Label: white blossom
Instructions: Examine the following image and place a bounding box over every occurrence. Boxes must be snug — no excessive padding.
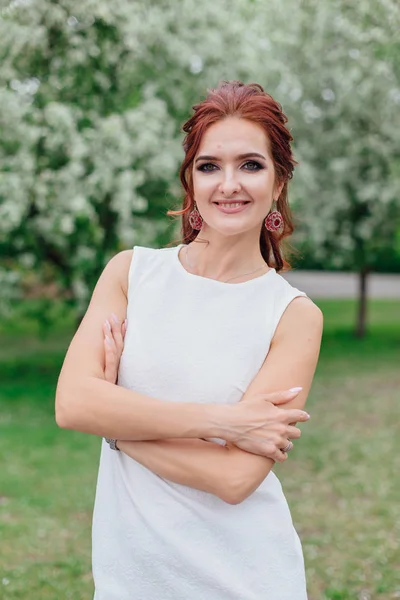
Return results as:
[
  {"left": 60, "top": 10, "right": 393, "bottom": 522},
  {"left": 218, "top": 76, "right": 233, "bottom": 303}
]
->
[{"left": 0, "top": 0, "right": 399, "bottom": 315}]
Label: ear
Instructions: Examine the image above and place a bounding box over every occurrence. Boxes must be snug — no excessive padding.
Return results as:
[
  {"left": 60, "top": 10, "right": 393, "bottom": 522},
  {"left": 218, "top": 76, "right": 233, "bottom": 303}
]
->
[{"left": 274, "top": 180, "right": 285, "bottom": 202}]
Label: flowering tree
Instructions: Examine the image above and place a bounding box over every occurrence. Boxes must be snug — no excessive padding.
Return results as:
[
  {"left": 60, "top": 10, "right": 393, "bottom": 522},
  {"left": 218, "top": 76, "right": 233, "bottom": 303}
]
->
[
  {"left": 0, "top": 0, "right": 286, "bottom": 319},
  {"left": 0, "top": 0, "right": 178, "bottom": 318},
  {"left": 281, "top": 0, "right": 400, "bottom": 336},
  {"left": 0, "top": 0, "right": 399, "bottom": 336}
]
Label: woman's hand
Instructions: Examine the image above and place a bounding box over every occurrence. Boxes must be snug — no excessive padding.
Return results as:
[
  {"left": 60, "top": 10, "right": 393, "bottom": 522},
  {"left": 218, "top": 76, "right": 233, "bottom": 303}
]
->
[
  {"left": 223, "top": 389, "right": 309, "bottom": 461},
  {"left": 101, "top": 315, "right": 308, "bottom": 463},
  {"left": 102, "top": 313, "right": 127, "bottom": 384}
]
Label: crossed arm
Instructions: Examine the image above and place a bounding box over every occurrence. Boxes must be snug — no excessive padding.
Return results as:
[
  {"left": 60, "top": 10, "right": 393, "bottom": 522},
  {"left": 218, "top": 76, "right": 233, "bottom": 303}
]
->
[
  {"left": 57, "top": 251, "right": 322, "bottom": 505},
  {"left": 107, "top": 296, "right": 323, "bottom": 505}
]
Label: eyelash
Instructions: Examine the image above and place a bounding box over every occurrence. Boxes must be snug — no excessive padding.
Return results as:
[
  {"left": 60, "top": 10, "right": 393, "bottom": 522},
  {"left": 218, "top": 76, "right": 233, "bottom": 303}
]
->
[{"left": 197, "top": 161, "right": 264, "bottom": 173}]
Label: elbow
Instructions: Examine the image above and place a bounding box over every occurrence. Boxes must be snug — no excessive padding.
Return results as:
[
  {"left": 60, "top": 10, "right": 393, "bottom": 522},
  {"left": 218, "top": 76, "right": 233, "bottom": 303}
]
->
[
  {"left": 55, "top": 404, "right": 71, "bottom": 430},
  {"left": 220, "top": 488, "right": 249, "bottom": 506},
  {"left": 222, "top": 494, "right": 247, "bottom": 506},
  {"left": 55, "top": 381, "right": 79, "bottom": 430},
  {"left": 55, "top": 374, "right": 104, "bottom": 432},
  {"left": 218, "top": 477, "right": 251, "bottom": 506},
  {"left": 55, "top": 390, "right": 71, "bottom": 429}
]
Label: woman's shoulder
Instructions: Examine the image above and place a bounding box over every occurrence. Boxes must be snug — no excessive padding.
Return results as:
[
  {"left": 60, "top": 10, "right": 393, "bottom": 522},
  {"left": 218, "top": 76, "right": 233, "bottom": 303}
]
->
[
  {"left": 106, "top": 245, "right": 177, "bottom": 296},
  {"left": 104, "top": 249, "right": 134, "bottom": 298},
  {"left": 271, "top": 270, "right": 323, "bottom": 323},
  {"left": 272, "top": 269, "right": 306, "bottom": 296}
]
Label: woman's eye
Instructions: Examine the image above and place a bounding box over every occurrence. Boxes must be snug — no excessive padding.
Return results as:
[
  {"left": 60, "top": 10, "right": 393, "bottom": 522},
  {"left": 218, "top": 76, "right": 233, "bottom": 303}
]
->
[
  {"left": 197, "top": 163, "right": 217, "bottom": 173},
  {"left": 243, "top": 161, "right": 263, "bottom": 171},
  {"left": 197, "top": 161, "right": 263, "bottom": 173}
]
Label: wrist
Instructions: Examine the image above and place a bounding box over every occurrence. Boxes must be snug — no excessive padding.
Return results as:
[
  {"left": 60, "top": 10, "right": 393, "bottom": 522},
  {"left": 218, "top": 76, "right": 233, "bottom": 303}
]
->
[{"left": 204, "top": 404, "right": 238, "bottom": 443}]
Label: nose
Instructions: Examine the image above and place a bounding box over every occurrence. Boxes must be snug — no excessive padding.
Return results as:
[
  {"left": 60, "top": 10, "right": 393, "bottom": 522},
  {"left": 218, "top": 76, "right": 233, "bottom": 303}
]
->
[{"left": 218, "top": 169, "right": 242, "bottom": 197}]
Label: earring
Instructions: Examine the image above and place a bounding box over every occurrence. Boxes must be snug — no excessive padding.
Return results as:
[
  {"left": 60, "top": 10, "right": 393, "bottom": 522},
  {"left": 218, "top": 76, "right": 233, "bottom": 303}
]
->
[
  {"left": 264, "top": 201, "right": 283, "bottom": 232},
  {"left": 188, "top": 203, "right": 203, "bottom": 230}
]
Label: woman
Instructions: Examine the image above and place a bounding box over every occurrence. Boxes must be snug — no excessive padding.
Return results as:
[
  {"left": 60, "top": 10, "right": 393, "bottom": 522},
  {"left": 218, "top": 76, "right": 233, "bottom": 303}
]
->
[{"left": 56, "top": 80, "right": 323, "bottom": 599}]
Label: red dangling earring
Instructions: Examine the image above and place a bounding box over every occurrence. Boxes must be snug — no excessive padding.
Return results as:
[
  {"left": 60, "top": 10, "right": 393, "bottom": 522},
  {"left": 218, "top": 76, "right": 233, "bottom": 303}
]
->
[
  {"left": 188, "top": 203, "right": 203, "bottom": 230},
  {"left": 264, "top": 201, "right": 283, "bottom": 232}
]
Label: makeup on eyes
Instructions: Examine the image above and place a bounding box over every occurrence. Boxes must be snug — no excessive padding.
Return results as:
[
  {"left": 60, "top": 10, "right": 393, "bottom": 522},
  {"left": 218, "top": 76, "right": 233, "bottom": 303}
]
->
[
  {"left": 195, "top": 151, "right": 266, "bottom": 162},
  {"left": 197, "top": 160, "right": 265, "bottom": 173}
]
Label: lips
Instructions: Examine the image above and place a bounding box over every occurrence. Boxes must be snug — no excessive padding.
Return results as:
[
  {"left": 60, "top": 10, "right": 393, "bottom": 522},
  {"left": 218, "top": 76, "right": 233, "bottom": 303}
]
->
[
  {"left": 213, "top": 201, "right": 250, "bottom": 205},
  {"left": 213, "top": 201, "right": 251, "bottom": 214}
]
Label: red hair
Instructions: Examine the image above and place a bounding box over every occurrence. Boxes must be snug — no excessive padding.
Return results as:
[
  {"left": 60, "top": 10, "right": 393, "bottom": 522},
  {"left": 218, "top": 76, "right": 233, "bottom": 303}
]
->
[{"left": 167, "top": 80, "right": 298, "bottom": 271}]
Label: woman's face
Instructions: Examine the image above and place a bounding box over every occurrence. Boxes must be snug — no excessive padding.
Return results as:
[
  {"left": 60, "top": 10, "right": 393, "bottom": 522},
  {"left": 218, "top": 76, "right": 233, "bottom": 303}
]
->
[{"left": 192, "top": 116, "right": 282, "bottom": 237}]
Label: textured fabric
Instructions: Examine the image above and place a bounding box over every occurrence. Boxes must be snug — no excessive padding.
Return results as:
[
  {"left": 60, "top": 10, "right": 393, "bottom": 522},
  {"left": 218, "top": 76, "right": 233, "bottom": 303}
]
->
[{"left": 92, "top": 244, "right": 309, "bottom": 599}]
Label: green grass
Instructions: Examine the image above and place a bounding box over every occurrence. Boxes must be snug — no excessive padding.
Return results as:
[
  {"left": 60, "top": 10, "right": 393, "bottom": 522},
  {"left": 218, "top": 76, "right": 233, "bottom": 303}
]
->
[{"left": 0, "top": 300, "right": 399, "bottom": 599}]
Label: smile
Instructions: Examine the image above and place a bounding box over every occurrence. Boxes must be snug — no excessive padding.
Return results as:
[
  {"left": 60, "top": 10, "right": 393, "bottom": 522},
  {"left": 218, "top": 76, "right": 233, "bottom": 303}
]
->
[{"left": 213, "top": 201, "right": 251, "bottom": 214}]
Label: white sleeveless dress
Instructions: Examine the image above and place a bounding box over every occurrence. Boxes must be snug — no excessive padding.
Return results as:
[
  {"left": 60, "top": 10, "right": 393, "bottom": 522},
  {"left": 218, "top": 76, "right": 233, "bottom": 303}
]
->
[{"left": 92, "top": 244, "right": 309, "bottom": 599}]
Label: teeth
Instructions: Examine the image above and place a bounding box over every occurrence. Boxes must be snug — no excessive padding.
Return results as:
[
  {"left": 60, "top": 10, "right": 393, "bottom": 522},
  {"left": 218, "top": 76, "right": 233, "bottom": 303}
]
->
[{"left": 218, "top": 202, "right": 246, "bottom": 208}]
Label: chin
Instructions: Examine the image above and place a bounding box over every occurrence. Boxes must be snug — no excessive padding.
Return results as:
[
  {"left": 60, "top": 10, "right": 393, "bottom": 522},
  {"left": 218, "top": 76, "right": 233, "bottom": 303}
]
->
[{"left": 206, "top": 222, "right": 256, "bottom": 237}]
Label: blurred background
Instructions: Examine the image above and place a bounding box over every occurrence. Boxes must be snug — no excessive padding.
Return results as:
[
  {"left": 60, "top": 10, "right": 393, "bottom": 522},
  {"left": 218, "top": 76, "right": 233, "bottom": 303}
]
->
[{"left": 0, "top": 0, "right": 399, "bottom": 598}]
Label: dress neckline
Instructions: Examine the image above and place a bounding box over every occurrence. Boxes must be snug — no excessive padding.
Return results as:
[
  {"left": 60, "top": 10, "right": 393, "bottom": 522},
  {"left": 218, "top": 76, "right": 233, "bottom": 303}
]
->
[{"left": 174, "top": 244, "right": 275, "bottom": 287}]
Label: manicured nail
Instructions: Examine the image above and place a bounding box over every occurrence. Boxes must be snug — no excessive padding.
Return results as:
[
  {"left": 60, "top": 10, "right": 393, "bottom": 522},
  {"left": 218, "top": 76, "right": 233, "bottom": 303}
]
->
[
  {"left": 105, "top": 319, "right": 111, "bottom": 331},
  {"left": 111, "top": 313, "right": 119, "bottom": 324},
  {"left": 289, "top": 387, "right": 303, "bottom": 393},
  {"left": 105, "top": 335, "right": 112, "bottom": 346}
]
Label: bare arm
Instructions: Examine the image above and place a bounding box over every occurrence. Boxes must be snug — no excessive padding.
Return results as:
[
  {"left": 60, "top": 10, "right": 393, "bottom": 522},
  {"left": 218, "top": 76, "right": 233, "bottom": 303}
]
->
[
  {"left": 55, "top": 250, "right": 225, "bottom": 441},
  {"left": 56, "top": 250, "right": 310, "bottom": 457},
  {"left": 117, "top": 437, "right": 231, "bottom": 499},
  {"left": 114, "top": 297, "right": 323, "bottom": 504}
]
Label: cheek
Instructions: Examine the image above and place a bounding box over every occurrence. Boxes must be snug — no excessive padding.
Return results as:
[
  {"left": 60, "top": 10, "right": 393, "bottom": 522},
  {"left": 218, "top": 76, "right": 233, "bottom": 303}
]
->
[
  {"left": 193, "top": 175, "right": 214, "bottom": 198},
  {"left": 244, "top": 175, "right": 269, "bottom": 197},
  {"left": 255, "top": 173, "right": 275, "bottom": 195}
]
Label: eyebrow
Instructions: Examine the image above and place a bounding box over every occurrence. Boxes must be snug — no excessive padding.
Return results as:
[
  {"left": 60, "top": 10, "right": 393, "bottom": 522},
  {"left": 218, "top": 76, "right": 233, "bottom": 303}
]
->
[{"left": 195, "top": 152, "right": 266, "bottom": 163}]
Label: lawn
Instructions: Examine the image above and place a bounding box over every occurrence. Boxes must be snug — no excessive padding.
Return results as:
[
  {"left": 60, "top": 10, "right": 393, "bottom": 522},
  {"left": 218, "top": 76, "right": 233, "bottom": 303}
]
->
[{"left": 0, "top": 300, "right": 399, "bottom": 599}]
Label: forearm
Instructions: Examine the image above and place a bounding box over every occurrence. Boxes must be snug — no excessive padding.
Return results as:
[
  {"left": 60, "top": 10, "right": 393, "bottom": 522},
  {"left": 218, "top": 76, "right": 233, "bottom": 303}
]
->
[
  {"left": 56, "top": 376, "right": 230, "bottom": 441},
  {"left": 118, "top": 437, "right": 275, "bottom": 504},
  {"left": 117, "top": 438, "right": 234, "bottom": 500}
]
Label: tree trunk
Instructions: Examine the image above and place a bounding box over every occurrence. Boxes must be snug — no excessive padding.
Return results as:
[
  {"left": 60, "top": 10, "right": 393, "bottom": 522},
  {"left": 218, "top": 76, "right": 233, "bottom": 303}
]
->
[{"left": 355, "top": 267, "right": 369, "bottom": 338}]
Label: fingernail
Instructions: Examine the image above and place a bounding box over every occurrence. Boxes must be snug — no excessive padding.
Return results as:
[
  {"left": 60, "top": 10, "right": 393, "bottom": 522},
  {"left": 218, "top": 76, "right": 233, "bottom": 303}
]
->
[
  {"left": 105, "top": 319, "right": 111, "bottom": 331},
  {"left": 105, "top": 335, "right": 112, "bottom": 346},
  {"left": 124, "top": 318, "right": 128, "bottom": 328},
  {"left": 289, "top": 387, "right": 303, "bottom": 393},
  {"left": 111, "top": 313, "right": 119, "bottom": 324}
]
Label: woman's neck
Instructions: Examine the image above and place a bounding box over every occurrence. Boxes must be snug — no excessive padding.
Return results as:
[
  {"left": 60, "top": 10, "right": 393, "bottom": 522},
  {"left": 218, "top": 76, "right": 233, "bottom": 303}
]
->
[{"left": 185, "top": 236, "right": 269, "bottom": 282}]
